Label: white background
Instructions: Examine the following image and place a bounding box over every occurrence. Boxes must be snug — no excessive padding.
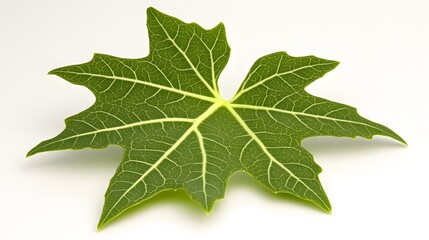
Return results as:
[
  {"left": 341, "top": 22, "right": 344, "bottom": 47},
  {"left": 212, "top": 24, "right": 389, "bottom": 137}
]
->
[{"left": 1, "top": 0, "right": 428, "bottom": 239}]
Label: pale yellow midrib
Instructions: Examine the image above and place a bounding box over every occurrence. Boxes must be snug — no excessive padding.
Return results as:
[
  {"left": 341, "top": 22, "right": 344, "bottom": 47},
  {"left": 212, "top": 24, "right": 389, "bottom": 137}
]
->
[
  {"left": 34, "top": 118, "right": 194, "bottom": 152},
  {"left": 151, "top": 12, "right": 218, "bottom": 97},
  {"left": 231, "top": 62, "right": 335, "bottom": 101},
  {"left": 101, "top": 102, "right": 223, "bottom": 224},
  {"left": 195, "top": 128, "right": 209, "bottom": 209},
  {"left": 225, "top": 104, "right": 329, "bottom": 209},
  {"left": 230, "top": 103, "right": 387, "bottom": 133},
  {"left": 52, "top": 70, "right": 216, "bottom": 103}
]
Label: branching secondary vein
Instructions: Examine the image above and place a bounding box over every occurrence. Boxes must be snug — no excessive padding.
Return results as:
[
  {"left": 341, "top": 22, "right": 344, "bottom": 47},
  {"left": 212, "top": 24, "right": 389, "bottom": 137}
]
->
[
  {"left": 51, "top": 70, "right": 217, "bottom": 103},
  {"left": 100, "top": 102, "right": 222, "bottom": 225},
  {"left": 225, "top": 104, "right": 330, "bottom": 209}
]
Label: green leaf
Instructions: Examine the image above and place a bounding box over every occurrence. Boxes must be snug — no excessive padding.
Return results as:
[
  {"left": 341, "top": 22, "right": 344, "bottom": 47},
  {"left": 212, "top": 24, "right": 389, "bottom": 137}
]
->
[{"left": 28, "top": 7, "right": 405, "bottom": 229}]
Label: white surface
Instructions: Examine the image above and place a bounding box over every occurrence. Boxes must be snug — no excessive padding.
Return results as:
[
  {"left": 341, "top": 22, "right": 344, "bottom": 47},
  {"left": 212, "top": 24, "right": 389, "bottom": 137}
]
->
[{"left": 1, "top": 0, "right": 428, "bottom": 239}]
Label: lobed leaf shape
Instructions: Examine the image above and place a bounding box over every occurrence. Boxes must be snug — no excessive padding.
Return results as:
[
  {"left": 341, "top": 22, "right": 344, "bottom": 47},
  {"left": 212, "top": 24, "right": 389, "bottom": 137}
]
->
[{"left": 28, "top": 7, "right": 405, "bottom": 229}]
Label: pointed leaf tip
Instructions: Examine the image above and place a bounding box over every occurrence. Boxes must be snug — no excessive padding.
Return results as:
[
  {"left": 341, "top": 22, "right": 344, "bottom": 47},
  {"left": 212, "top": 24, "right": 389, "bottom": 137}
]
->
[
  {"left": 146, "top": 6, "right": 161, "bottom": 17},
  {"left": 392, "top": 132, "right": 407, "bottom": 145},
  {"left": 26, "top": 150, "right": 34, "bottom": 158},
  {"left": 47, "top": 69, "right": 57, "bottom": 75},
  {"left": 27, "top": 144, "right": 42, "bottom": 157}
]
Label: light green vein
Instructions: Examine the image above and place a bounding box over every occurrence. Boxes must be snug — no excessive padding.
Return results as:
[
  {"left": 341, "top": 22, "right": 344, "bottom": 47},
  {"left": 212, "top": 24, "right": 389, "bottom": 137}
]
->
[
  {"left": 51, "top": 70, "right": 217, "bottom": 103},
  {"left": 151, "top": 11, "right": 218, "bottom": 97},
  {"left": 232, "top": 62, "right": 336, "bottom": 101},
  {"left": 194, "top": 128, "right": 209, "bottom": 209},
  {"left": 230, "top": 103, "right": 390, "bottom": 134},
  {"left": 226, "top": 104, "right": 330, "bottom": 210},
  {"left": 99, "top": 102, "right": 223, "bottom": 226},
  {"left": 195, "top": 27, "right": 222, "bottom": 93},
  {"left": 28, "top": 118, "right": 194, "bottom": 155}
]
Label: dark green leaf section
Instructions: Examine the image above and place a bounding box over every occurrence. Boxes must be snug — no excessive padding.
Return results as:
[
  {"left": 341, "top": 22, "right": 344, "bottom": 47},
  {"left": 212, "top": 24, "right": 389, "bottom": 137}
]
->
[
  {"left": 28, "top": 7, "right": 405, "bottom": 230},
  {"left": 27, "top": 53, "right": 214, "bottom": 156},
  {"left": 231, "top": 52, "right": 405, "bottom": 144},
  {"left": 147, "top": 7, "right": 230, "bottom": 94},
  {"left": 99, "top": 107, "right": 249, "bottom": 226}
]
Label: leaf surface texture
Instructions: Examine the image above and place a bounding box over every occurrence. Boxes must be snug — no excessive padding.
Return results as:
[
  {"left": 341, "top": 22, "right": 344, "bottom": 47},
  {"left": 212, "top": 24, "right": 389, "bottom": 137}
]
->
[{"left": 28, "top": 7, "right": 405, "bottom": 229}]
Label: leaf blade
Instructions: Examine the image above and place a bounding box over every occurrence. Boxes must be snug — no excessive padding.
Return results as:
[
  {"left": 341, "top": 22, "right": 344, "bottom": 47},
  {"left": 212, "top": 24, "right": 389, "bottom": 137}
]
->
[
  {"left": 226, "top": 105, "right": 331, "bottom": 211},
  {"left": 27, "top": 8, "right": 405, "bottom": 230}
]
